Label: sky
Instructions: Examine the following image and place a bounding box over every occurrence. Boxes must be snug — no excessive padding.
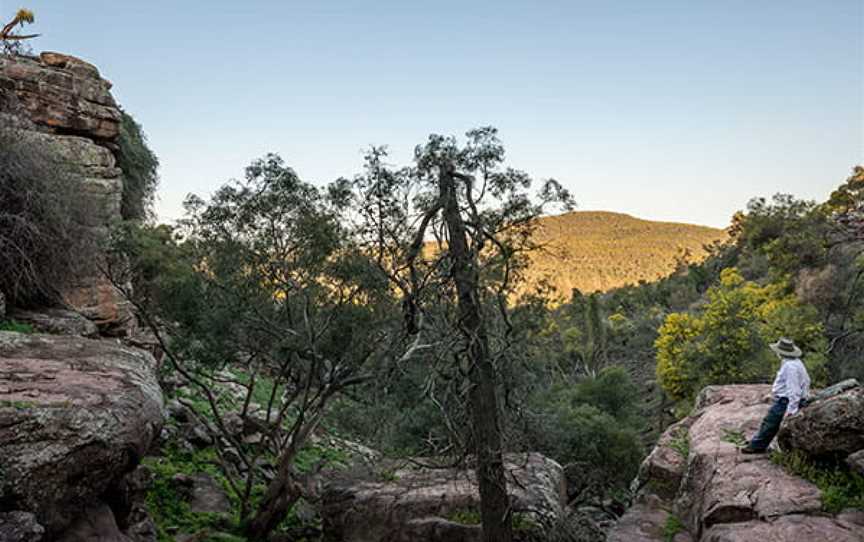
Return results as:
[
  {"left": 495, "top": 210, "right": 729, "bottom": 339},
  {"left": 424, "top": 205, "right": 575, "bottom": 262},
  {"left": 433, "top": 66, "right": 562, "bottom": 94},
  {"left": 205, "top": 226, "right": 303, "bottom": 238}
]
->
[{"left": 7, "top": 0, "right": 863, "bottom": 228}]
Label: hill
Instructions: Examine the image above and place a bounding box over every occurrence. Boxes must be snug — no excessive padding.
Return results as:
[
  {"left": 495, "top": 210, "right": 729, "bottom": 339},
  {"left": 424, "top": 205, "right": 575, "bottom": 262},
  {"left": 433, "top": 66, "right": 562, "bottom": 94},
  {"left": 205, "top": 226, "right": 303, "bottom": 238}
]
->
[{"left": 520, "top": 211, "right": 727, "bottom": 299}]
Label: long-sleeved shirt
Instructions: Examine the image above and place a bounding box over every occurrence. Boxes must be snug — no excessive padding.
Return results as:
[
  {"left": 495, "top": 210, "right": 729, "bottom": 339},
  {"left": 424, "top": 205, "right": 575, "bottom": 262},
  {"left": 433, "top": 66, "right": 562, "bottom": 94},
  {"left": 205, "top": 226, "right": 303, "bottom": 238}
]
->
[{"left": 771, "top": 357, "right": 811, "bottom": 415}]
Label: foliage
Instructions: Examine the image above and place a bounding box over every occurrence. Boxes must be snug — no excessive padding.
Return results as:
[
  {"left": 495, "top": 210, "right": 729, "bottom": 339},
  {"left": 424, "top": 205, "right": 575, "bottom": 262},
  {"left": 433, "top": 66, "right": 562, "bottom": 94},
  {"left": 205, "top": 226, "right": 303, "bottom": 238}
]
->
[
  {"left": 656, "top": 268, "right": 827, "bottom": 401},
  {"left": 117, "top": 110, "right": 160, "bottom": 220},
  {"left": 770, "top": 449, "right": 864, "bottom": 513},
  {"left": 668, "top": 427, "right": 689, "bottom": 459},
  {"left": 346, "top": 127, "right": 574, "bottom": 542},
  {"left": 1, "top": 8, "right": 39, "bottom": 55},
  {"left": 719, "top": 429, "right": 747, "bottom": 447},
  {"left": 0, "top": 121, "right": 96, "bottom": 306},
  {"left": 0, "top": 320, "right": 34, "bottom": 333},
  {"left": 523, "top": 367, "right": 644, "bottom": 503},
  {"left": 663, "top": 514, "right": 685, "bottom": 542},
  {"left": 143, "top": 446, "right": 239, "bottom": 542},
  {"left": 108, "top": 153, "right": 399, "bottom": 540}
]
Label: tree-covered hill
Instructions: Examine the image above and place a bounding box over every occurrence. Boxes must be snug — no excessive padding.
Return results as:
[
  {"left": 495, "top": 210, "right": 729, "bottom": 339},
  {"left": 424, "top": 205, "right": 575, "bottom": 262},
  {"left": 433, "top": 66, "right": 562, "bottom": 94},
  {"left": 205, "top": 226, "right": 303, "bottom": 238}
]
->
[{"left": 521, "top": 211, "right": 726, "bottom": 298}]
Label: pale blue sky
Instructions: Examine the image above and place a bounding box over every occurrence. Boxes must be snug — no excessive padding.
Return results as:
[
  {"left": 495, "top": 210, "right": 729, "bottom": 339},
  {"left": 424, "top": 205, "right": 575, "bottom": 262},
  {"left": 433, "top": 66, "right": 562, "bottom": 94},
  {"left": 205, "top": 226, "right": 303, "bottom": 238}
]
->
[{"left": 9, "top": 0, "right": 863, "bottom": 227}]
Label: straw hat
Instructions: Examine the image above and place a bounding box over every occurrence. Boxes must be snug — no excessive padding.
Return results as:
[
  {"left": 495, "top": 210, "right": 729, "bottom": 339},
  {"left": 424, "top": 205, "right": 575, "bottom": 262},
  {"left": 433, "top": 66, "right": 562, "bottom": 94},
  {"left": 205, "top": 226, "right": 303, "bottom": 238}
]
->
[{"left": 770, "top": 337, "right": 802, "bottom": 358}]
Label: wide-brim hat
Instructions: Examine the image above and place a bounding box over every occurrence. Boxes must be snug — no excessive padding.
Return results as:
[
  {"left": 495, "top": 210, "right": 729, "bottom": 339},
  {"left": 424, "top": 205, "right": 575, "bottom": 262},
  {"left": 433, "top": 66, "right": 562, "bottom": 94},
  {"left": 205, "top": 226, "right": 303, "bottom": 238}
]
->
[{"left": 770, "top": 337, "right": 802, "bottom": 358}]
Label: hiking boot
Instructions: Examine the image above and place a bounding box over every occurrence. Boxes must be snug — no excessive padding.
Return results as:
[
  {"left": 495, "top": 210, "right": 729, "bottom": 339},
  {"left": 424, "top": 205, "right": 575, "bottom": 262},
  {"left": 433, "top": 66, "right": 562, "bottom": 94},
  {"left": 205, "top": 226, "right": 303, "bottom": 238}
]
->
[{"left": 740, "top": 445, "right": 766, "bottom": 454}]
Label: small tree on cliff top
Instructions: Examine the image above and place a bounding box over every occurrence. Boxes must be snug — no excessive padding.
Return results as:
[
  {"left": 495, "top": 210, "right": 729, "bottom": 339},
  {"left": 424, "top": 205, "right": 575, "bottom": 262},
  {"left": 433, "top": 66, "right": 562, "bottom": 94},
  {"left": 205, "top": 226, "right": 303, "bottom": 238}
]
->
[{"left": 1, "top": 9, "right": 39, "bottom": 55}]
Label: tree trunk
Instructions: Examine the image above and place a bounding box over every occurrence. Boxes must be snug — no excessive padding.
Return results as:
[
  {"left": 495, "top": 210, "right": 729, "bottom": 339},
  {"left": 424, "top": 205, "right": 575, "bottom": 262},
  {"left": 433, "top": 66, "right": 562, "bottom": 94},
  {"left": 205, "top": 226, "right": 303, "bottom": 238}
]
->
[
  {"left": 244, "top": 414, "right": 321, "bottom": 541},
  {"left": 440, "top": 167, "right": 513, "bottom": 542}
]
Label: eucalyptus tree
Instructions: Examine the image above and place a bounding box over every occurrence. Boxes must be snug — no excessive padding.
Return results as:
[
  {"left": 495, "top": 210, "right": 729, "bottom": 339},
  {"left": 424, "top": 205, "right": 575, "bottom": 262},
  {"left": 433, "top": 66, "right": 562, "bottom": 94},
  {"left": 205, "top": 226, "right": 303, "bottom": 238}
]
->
[
  {"left": 351, "top": 127, "right": 573, "bottom": 542},
  {"left": 107, "top": 154, "right": 400, "bottom": 540}
]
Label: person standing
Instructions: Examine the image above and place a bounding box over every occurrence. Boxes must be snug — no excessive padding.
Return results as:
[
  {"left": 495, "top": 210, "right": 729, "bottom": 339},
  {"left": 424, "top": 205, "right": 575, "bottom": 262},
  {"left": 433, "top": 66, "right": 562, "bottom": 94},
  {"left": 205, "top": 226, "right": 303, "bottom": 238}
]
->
[{"left": 741, "top": 338, "right": 811, "bottom": 454}]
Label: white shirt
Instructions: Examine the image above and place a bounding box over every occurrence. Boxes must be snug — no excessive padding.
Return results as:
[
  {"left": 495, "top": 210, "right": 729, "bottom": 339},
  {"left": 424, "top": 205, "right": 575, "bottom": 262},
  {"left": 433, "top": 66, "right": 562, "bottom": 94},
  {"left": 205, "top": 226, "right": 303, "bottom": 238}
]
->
[{"left": 771, "top": 357, "right": 811, "bottom": 415}]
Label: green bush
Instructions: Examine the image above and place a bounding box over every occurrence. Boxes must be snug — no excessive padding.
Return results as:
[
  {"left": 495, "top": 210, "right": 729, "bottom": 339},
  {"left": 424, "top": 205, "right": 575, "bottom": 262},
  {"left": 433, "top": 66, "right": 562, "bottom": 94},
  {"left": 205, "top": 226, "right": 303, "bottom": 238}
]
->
[
  {"left": 0, "top": 320, "right": 34, "bottom": 333},
  {"left": 117, "top": 110, "right": 159, "bottom": 220},
  {"left": 524, "top": 367, "right": 645, "bottom": 501},
  {"left": 771, "top": 449, "right": 864, "bottom": 513},
  {"left": 663, "top": 514, "right": 685, "bottom": 541},
  {"left": 0, "top": 122, "right": 95, "bottom": 306}
]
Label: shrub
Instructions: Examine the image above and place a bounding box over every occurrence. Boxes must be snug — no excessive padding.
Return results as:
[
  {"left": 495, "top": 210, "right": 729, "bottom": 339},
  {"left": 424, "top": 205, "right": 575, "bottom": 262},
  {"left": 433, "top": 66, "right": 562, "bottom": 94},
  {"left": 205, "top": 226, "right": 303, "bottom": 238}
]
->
[
  {"left": 117, "top": 110, "right": 159, "bottom": 220},
  {"left": 771, "top": 449, "right": 864, "bottom": 513},
  {"left": 0, "top": 320, "right": 34, "bottom": 333},
  {"left": 656, "top": 268, "right": 828, "bottom": 401},
  {"left": 0, "top": 120, "right": 95, "bottom": 306},
  {"left": 524, "top": 368, "right": 645, "bottom": 502}
]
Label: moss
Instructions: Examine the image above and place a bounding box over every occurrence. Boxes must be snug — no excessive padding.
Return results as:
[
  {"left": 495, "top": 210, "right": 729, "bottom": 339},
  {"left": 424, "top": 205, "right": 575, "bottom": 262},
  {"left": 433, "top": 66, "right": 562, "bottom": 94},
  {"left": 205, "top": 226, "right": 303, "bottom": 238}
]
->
[
  {"left": 444, "top": 509, "right": 538, "bottom": 533},
  {"left": 0, "top": 400, "right": 36, "bottom": 409},
  {"left": 771, "top": 449, "right": 864, "bottom": 513},
  {"left": 445, "top": 508, "right": 482, "bottom": 525},
  {"left": 0, "top": 320, "right": 34, "bottom": 333},
  {"left": 663, "top": 514, "right": 685, "bottom": 541},
  {"left": 720, "top": 428, "right": 747, "bottom": 447},
  {"left": 142, "top": 446, "right": 240, "bottom": 542},
  {"left": 668, "top": 427, "right": 690, "bottom": 459}
]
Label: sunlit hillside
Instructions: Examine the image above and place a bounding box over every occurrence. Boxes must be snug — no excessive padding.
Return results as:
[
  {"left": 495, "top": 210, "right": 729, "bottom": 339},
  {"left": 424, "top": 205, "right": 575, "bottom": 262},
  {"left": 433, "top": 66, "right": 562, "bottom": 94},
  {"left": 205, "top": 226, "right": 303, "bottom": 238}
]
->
[{"left": 521, "top": 211, "right": 727, "bottom": 299}]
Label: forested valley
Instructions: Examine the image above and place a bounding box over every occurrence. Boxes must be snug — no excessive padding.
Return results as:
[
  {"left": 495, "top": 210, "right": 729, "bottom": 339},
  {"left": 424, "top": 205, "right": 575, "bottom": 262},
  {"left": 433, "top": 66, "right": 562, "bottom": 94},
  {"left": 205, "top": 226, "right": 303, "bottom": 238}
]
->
[{"left": 1, "top": 11, "right": 862, "bottom": 539}]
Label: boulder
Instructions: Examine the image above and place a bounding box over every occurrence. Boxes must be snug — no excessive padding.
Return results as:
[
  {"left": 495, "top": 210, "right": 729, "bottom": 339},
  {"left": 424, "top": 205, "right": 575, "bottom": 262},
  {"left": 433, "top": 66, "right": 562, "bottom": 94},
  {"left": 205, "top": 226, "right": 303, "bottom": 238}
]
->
[
  {"left": 8, "top": 308, "right": 99, "bottom": 337},
  {"left": 607, "top": 494, "right": 693, "bottom": 542},
  {"left": 701, "top": 514, "right": 864, "bottom": 541},
  {"left": 111, "top": 466, "right": 158, "bottom": 542},
  {"left": 0, "top": 511, "right": 45, "bottom": 542},
  {"left": 0, "top": 331, "right": 164, "bottom": 537},
  {"left": 55, "top": 504, "right": 132, "bottom": 542},
  {"left": 778, "top": 383, "right": 864, "bottom": 458},
  {"left": 321, "top": 452, "right": 566, "bottom": 542},
  {"left": 608, "top": 384, "right": 864, "bottom": 541},
  {"left": 171, "top": 473, "right": 232, "bottom": 515},
  {"left": 846, "top": 450, "right": 864, "bottom": 476}
]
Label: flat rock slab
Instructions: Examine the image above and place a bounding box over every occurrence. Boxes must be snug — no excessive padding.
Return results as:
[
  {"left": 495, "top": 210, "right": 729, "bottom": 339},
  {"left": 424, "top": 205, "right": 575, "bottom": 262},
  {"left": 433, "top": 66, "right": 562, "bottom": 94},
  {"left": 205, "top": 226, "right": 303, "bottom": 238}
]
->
[
  {"left": 682, "top": 386, "right": 823, "bottom": 531},
  {"left": 8, "top": 308, "right": 99, "bottom": 337},
  {"left": 701, "top": 514, "right": 864, "bottom": 542},
  {"left": 0, "top": 332, "right": 164, "bottom": 536},
  {"left": 321, "top": 452, "right": 565, "bottom": 542}
]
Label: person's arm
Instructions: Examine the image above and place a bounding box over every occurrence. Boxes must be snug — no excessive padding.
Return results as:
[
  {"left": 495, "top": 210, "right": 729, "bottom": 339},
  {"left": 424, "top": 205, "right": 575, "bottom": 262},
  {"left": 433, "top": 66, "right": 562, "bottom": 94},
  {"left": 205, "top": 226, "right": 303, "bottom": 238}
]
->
[{"left": 785, "top": 365, "right": 802, "bottom": 415}]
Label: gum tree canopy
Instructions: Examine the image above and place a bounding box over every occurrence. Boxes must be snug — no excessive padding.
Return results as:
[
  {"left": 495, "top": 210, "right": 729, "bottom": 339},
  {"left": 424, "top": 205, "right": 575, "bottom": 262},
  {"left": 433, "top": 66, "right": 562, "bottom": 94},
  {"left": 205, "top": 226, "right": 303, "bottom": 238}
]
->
[{"left": 351, "top": 127, "right": 573, "bottom": 542}]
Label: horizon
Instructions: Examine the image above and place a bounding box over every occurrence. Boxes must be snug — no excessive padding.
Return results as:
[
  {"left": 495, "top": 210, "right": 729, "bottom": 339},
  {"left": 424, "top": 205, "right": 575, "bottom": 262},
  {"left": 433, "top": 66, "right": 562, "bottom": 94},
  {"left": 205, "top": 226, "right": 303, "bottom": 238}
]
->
[{"left": 9, "top": 0, "right": 863, "bottom": 229}]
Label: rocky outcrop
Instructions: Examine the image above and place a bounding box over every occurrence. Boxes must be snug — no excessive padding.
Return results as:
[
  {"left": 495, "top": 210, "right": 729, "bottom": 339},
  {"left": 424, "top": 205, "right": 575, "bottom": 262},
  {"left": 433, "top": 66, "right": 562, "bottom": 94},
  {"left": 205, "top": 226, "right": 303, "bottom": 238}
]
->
[
  {"left": 321, "top": 453, "right": 566, "bottom": 542},
  {"left": 0, "top": 331, "right": 164, "bottom": 538},
  {"left": 778, "top": 379, "right": 864, "bottom": 458},
  {"left": 8, "top": 308, "right": 99, "bottom": 337},
  {"left": 608, "top": 384, "right": 864, "bottom": 542},
  {"left": 0, "top": 511, "right": 46, "bottom": 542},
  {"left": 0, "top": 52, "right": 132, "bottom": 334},
  {"left": 0, "top": 52, "right": 120, "bottom": 139}
]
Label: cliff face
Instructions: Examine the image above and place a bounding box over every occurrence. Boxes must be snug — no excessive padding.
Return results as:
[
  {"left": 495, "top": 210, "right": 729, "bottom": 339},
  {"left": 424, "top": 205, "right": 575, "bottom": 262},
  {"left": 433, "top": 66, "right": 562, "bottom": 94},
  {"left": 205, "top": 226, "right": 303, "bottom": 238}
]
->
[
  {"left": 0, "top": 52, "right": 131, "bottom": 333},
  {"left": 608, "top": 384, "right": 864, "bottom": 542}
]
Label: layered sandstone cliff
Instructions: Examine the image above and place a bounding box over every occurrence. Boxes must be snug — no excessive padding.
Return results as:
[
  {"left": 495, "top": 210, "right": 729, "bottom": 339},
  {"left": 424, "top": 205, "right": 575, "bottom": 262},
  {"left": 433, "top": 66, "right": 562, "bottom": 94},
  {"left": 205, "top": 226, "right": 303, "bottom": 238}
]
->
[{"left": 0, "top": 52, "right": 131, "bottom": 333}]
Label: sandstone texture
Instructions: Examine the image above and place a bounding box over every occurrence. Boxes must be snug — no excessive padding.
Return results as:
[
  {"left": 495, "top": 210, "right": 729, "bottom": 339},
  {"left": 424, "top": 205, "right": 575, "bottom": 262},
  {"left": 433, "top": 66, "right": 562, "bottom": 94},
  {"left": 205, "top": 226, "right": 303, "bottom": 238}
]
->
[
  {"left": 608, "top": 384, "right": 864, "bottom": 542},
  {"left": 0, "top": 331, "right": 164, "bottom": 537},
  {"left": 0, "top": 52, "right": 132, "bottom": 334},
  {"left": 321, "top": 452, "right": 566, "bottom": 542},
  {"left": 778, "top": 380, "right": 864, "bottom": 458}
]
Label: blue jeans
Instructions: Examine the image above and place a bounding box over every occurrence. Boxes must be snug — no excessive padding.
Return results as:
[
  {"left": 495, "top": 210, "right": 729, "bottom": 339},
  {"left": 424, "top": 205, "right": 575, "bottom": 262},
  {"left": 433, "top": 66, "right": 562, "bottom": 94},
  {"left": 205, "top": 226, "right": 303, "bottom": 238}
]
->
[{"left": 748, "top": 396, "right": 789, "bottom": 451}]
